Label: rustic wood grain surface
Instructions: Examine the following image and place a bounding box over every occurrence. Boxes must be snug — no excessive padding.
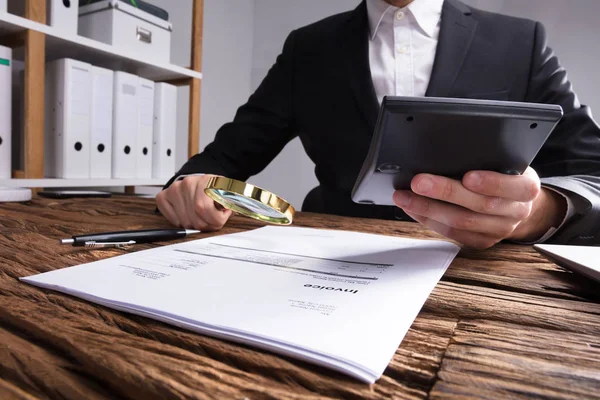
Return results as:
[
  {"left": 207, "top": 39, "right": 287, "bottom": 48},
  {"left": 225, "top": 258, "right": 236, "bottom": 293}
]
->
[{"left": 0, "top": 197, "right": 599, "bottom": 399}]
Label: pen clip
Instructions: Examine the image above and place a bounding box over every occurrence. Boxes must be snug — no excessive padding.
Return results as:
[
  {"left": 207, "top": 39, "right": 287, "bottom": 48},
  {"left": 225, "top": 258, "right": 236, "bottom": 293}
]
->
[{"left": 84, "top": 240, "right": 137, "bottom": 249}]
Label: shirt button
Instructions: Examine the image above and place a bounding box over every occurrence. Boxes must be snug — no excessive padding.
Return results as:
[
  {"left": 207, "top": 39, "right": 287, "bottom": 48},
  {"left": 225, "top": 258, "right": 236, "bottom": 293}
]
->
[
  {"left": 397, "top": 45, "right": 408, "bottom": 54},
  {"left": 395, "top": 11, "right": 405, "bottom": 20}
]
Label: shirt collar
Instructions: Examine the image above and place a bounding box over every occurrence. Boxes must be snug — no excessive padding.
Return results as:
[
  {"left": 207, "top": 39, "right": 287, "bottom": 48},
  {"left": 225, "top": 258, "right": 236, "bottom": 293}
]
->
[{"left": 366, "top": 0, "right": 445, "bottom": 40}]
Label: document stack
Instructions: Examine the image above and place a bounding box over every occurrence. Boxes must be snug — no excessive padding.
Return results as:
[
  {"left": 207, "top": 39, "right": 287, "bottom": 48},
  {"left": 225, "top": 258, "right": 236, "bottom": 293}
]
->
[
  {"left": 21, "top": 226, "right": 460, "bottom": 383},
  {"left": 44, "top": 58, "right": 92, "bottom": 178},
  {"left": 0, "top": 45, "right": 11, "bottom": 179}
]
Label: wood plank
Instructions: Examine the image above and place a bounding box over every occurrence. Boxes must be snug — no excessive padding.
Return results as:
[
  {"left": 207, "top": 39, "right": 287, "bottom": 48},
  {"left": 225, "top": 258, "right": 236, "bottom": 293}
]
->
[
  {"left": 0, "top": 31, "right": 25, "bottom": 48},
  {"left": 430, "top": 320, "right": 600, "bottom": 399},
  {"left": 1, "top": 198, "right": 600, "bottom": 398},
  {"left": 0, "top": 327, "right": 113, "bottom": 399},
  {"left": 0, "top": 379, "right": 38, "bottom": 400},
  {"left": 25, "top": 0, "right": 47, "bottom": 23},
  {"left": 443, "top": 258, "right": 600, "bottom": 302},
  {"left": 188, "top": 0, "right": 204, "bottom": 158},
  {"left": 425, "top": 281, "right": 600, "bottom": 335},
  {"left": 191, "top": 0, "right": 203, "bottom": 74},
  {"left": 23, "top": 0, "right": 46, "bottom": 180},
  {"left": 188, "top": 79, "right": 201, "bottom": 158},
  {"left": 159, "top": 77, "right": 192, "bottom": 87}
]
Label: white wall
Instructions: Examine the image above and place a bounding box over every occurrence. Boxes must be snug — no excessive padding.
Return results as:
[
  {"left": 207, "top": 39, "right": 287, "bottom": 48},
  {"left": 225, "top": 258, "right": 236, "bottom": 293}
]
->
[
  {"left": 461, "top": 0, "right": 600, "bottom": 115},
  {"left": 197, "top": 1, "right": 256, "bottom": 154},
  {"left": 150, "top": 0, "right": 255, "bottom": 171},
  {"left": 248, "top": 0, "right": 359, "bottom": 209}
]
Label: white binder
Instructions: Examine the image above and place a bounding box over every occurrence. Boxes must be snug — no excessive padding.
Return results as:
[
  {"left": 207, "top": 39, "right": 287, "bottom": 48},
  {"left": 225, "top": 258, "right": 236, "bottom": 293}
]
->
[
  {"left": 7, "top": 0, "right": 79, "bottom": 34},
  {"left": 90, "top": 66, "right": 114, "bottom": 179},
  {"left": 136, "top": 77, "right": 154, "bottom": 179},
  {"left": 11, "top": 69, "right": 24, "bottom": 172},
  {"left": 152, "top": 83, "right": 177, "bottom": 179},
  {"left": 47, "top": 0, "right": 79, "bottom": 35},
  {"left": 112, "top": 71, "right": 138, "bottom": 179},
  {"left": 44, "top": 58, "right": 92, "bottom": 179},
  {"left": 0, "top": 46, "right": 11, "bottom": 179}
]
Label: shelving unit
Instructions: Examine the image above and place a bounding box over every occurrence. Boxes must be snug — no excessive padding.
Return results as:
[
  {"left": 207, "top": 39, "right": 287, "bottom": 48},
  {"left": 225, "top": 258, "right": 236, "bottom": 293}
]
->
[
  {"left": 0, "top": 0, "right": 204, "bottom": 191},
  {"left": 0, "top": 178, "right": 167, "bottom": 188}
]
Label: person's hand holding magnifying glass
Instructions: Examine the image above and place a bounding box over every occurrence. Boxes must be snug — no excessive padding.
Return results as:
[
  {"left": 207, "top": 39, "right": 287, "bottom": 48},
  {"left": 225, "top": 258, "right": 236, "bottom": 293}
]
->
[
  {"left": 157, "top": 175, "right": 232, "bottom": 231},
  {"left": 157, "top": 175, "right": 295, "bottom": 230}
]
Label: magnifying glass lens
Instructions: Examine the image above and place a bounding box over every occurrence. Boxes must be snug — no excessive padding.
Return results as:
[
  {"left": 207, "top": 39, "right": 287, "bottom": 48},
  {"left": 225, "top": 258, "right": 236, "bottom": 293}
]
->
[{"left": 204, "top": 176, "right": 295, "bottom": 225}]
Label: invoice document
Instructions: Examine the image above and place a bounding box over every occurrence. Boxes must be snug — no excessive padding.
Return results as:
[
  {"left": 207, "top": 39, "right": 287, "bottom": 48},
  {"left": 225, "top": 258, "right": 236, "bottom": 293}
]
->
[{"left": 21, "top": 226, "right": 460, "bottom": 383}]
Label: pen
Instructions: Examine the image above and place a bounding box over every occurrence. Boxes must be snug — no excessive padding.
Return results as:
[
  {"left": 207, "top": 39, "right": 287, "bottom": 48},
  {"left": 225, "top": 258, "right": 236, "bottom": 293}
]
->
[{"left": 59, "top": 229, "right": 201, "bottom": 248}]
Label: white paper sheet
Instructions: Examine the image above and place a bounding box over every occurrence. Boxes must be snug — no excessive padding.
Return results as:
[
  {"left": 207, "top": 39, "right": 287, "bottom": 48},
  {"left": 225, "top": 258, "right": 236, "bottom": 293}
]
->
[
  {"left": 21, "top": 226, "right": 460, "bottom": 383},
  {"left": 534, "top": 244, "right": 600, "bottom": 283}
]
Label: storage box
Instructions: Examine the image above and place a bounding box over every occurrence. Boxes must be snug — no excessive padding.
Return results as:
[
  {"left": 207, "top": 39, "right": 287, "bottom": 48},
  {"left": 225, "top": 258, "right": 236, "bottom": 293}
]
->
[{"left": 78, "top": 0, "right": 172, "bottom": 64}]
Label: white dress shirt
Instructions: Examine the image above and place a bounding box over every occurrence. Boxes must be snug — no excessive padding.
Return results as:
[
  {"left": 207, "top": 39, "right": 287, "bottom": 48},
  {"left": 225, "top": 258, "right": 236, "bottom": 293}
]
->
[{"left": 367, "top": 0, "right": 444, "bottom": 104}]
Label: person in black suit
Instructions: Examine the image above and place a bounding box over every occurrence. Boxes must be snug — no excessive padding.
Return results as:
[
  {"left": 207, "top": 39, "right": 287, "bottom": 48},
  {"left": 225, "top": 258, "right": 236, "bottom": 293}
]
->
[{"left": 157, "top": 0, "right": 600, "bottom": 249}]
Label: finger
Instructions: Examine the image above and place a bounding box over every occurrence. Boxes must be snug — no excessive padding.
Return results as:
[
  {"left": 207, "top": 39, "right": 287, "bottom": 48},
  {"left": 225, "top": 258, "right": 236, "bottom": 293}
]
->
[
  {"left": 393, "top": 191, "right": 519, "bottom": 237},
  {"left": 181, "top": 178, "right": 208, "bottom": 230},
  {"left": 156, "top": 192, "right": 181, "bottom": 227},
  {"left": 183, "top": 178, "right": 230, "bottom": 230},
  {"left": 409, "top": 175, "right": 532, "bottom": 218},
  {"left": 194, "top": 196, "right": 232, "bottom": 229},
  {"left": 169, "top": 183, "right": 195, "bottom": 229},
  {"left": 404, "top": 211, "right": 501, "bottom": 250},
  {"left": 462, "top": 168, "right": 541, "bottom": 202}
]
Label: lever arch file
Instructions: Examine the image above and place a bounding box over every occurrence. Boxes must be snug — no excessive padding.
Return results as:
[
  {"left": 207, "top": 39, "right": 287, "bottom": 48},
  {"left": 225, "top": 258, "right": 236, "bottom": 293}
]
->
[
  {"left": 48, "top": 0, "right": 79, "bottom": 35},
  {"left": 136, "top": 77, "right": 154, "bottom": 179},
  {"left": 7, "top": 0, "right": 79, "bottom": 35},
  {"left": 0, "top": 46, "right": 11, "bottom": 179},
  {"left": 90, "top": 66, "right": 114, "bottom": 179},
  {"left": 152, "top": 83, "right": 176, "bottom": 179},
  {"left": 112, "top": 71, "right": 138, "bottom": 179},
  {"left": 44, "top": 58, "right": 92, "bottom": 179}
]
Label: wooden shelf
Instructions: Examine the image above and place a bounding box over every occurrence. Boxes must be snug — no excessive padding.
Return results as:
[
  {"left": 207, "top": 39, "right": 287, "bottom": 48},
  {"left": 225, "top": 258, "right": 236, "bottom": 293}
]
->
[
  {"left": 0, "top": 178, "right": 167, "bottom": 188},
  {"left": 0, "top": 11, "right": 202, "bottom": 81}
]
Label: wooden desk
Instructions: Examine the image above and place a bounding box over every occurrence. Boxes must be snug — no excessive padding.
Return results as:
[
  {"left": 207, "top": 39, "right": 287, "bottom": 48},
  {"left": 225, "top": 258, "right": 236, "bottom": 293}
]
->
[{"left": 1, "top": 198, "right": 599, "bottom": 399}]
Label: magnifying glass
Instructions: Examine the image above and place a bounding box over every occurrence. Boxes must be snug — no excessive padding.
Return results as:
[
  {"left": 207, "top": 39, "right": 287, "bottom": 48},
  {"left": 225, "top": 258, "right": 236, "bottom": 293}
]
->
[{"left": 204, "top": 176, "right": 295, "bottom": 225}]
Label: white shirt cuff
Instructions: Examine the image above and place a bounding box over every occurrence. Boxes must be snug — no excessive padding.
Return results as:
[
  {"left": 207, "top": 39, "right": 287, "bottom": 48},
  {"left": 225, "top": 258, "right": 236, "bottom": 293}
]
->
[{"left": 517, "top": 185, "right": 575, "bottom": 244}]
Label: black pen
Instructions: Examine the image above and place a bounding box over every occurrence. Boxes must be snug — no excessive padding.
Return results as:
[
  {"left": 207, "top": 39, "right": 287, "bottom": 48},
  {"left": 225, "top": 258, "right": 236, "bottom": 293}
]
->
[{"left": 59, "top": 229, "right": 202, "bottom": 248}]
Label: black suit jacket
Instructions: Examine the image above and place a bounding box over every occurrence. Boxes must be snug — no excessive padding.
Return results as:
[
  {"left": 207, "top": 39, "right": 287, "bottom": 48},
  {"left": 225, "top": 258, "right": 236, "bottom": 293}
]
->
[{"left": 168, "top": 0, "right": 600, "bottom": 245}]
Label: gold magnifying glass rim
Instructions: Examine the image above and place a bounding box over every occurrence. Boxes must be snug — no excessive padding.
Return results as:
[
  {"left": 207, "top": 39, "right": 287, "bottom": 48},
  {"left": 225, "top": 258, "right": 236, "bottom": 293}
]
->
[{"left": 204, "top": 176, "right": 295, "bottom": 225}]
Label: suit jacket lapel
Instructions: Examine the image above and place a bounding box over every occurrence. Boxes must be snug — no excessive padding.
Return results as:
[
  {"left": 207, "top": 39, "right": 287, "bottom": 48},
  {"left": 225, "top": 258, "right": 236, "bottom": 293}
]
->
[
  {"left": 341, "top": 1, "right": 379, "bottom": 135},
  {"left": 426, "top": 0, "right": 478, "bottom": 97}
]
